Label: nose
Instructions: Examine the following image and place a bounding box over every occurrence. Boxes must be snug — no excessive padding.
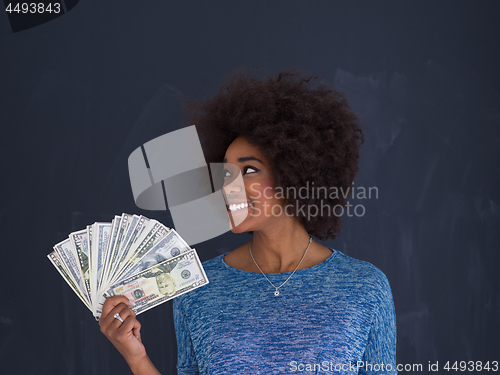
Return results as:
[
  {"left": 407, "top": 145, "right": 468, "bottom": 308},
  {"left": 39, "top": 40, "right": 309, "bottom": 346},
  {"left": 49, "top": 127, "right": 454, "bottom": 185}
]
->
[
  {"left": 221, "top": 163, "right": 245, "bottom": 197},
  {"left": 228, "top": 183, "right": 242, "bottom": 194}
]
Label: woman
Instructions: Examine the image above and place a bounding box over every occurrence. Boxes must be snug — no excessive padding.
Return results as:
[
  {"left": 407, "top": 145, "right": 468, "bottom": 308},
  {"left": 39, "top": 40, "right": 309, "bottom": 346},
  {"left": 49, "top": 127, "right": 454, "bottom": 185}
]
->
[{"left": 99, "top": 68, "right": 397, "bottom": 374}]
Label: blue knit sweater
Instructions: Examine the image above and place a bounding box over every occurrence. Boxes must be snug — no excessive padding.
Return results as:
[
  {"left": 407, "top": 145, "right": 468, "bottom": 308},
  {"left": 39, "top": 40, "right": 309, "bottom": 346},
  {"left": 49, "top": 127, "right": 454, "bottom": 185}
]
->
[{"left": 173, "top": 248, "right": 397, "bottom": 374}]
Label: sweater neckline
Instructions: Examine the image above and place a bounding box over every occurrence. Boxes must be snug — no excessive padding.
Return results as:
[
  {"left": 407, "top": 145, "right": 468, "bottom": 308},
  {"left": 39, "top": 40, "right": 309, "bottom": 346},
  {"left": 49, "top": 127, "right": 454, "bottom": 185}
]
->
[{"left": 220, "top": 247, "right": 338, "bottom": 276}]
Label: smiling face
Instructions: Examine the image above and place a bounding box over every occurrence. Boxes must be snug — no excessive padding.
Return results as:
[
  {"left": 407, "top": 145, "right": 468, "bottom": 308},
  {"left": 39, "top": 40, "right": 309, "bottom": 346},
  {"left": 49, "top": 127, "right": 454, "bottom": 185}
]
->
[{"left": 222, "top": 136, "right": 286, "bottom": 233}]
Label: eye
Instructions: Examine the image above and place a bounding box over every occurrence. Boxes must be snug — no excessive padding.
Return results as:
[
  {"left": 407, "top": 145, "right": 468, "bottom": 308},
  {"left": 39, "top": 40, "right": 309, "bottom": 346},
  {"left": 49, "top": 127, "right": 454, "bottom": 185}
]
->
[
  {"left": 223, "top": 169, "right": 232, "bottom": 178},
  {"left": 243, "top": 166, "right": 259, "bottom": 175}
]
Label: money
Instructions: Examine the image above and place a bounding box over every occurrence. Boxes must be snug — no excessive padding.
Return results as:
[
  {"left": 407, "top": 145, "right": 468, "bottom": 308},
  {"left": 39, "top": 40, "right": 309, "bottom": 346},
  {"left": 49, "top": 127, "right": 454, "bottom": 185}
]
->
[
  {"left": 104, "top": 213, "right": 131, "bottom": 285},
  {"left": 102, "top": 248, "right": 207, "bottom": 316},
  {"left": 48, "top": 250, "right": 91, "bottom": 311},
  {"left": 54, "top": 238, "right": 88, "bottom": 304},
  {"left": 114, "top": 216, "right": 151, "bottom": 275},
  {"left": 68, "top": 229, "right": 91, "bottom": 303},
  {"left": 47, "top": 213, "right": 209, "bottom": 319},
  {"left": 98, "top": 216, "right": 121, "bottom": 290},
  {"left": 111, "top": 222, "right": 169, "bottom": 284},
  {"left": 91, "top": 222, "right": 111, "bottom": 312},
  {"left": 123, "top": 228, "right": 190, "bottom": 279}
]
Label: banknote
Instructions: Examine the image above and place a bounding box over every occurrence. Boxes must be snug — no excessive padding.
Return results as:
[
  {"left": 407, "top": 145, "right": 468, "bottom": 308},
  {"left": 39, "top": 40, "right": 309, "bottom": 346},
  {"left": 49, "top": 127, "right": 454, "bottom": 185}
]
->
[
  {"left": 109, "top": 221, "right": 170, "bottom": 286},
  {"left": 103, "top": 213, "right": 131, "bottom": 286},
  {"left": 87, "top": 225, "right": 94, "bottom": 304},
  {"left": 102, "top": 248, "right": 208, "bottom": 317},
  {"left": 121, "top": 228, "right": 190, "bottom": 279},
  {"left": 68, "top": 229, "right": 91, "bottom": 303},
  {"left": 48, "top": 213, "right": 208, "bottom": 318},
  {"left": 110, "top": 214, "right": 140, "bottom": 278},
  {"left": 94, "top": 222, "right": 180, "bottom": 317},
  {"left": 98, "top": 216, "right": 121, "bottom": 290},
  {"left": 91, "top": 222, "right": 111, "bottom": 312},
  {"left": 47, "top": 250, "right": 91, "bottom": 311},
  {"left": 113, "top": 216, "right": 153, "bottom": 279},
  {"left": 53, "top": 238, "right": 88, "bottom": 304}
]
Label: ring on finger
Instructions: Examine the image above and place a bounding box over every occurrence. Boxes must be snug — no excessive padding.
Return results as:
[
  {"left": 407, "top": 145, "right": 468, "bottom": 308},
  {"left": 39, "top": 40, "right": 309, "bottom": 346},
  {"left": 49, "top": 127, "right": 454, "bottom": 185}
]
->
[{"left": 113, "top": 313, "right": 124, "bottom": 323}]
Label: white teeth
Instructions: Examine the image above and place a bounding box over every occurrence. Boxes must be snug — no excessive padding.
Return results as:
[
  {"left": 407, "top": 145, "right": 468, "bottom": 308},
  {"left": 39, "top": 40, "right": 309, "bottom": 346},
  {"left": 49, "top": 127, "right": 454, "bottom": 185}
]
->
[{"left": 229, "top": 202, "right": 250, "bottom": 211}]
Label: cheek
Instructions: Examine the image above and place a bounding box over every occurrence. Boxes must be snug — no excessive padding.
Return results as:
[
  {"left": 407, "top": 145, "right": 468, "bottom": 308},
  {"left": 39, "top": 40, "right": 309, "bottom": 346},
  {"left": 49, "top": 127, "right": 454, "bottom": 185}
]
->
[{"left": 249, "top": 182, "right": 273, "bottom": 199}]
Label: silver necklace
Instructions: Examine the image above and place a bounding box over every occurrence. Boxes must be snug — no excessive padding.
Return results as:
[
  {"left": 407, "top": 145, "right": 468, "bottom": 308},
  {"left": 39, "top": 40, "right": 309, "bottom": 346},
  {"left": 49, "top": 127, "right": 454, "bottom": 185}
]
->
[{"left": 249, "top": 236, "right": 312, "bottom": 296}]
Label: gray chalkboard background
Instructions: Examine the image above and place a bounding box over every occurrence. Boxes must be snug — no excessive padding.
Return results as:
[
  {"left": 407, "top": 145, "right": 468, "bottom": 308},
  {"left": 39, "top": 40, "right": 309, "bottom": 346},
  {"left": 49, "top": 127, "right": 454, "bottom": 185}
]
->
[{"left": 1, "top": 1, "right": 498, "bottom": 374}]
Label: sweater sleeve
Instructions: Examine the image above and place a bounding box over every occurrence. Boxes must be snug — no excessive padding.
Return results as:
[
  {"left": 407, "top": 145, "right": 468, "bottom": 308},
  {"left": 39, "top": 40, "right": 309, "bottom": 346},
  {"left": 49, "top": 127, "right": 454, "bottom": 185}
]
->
[
  {"left": 359, "top": 270, "right": 397, "bottom": 375},
  {"left": 173, "top": 297, "right": 200, "bottom": 375}
]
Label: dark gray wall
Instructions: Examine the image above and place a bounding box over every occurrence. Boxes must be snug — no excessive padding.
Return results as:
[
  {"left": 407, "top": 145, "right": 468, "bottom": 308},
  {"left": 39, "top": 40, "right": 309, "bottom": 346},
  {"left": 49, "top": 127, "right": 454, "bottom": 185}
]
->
[{"left": 1, "top": 1, "right": 498, "bottom": 374}]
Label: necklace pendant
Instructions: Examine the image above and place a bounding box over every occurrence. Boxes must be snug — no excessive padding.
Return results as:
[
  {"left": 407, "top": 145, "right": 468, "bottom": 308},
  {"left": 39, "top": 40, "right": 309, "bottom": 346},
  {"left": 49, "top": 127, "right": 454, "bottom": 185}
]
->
[{"left": 274, "top": 290, "right": 280, "bottom": 296}]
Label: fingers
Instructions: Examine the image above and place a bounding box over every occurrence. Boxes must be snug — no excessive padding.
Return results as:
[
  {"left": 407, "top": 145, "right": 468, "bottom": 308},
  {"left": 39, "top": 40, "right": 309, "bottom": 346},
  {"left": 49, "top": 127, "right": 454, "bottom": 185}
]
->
[
  {"left": 101, "top": 306, "right": 141, "bottom": 344},
  {"left": 132, "top": 319, "right": 141, "bottom": 339},
  {"left": 100, "top": 302, "right": 135, "bottom": 333},
  {"left": 112, "top": 305, "right": 137, "bottom": 329},
  {"left": 118, "top": 314, "right": 141, "bottom": 337},
  {"left": 100, "top": 295, "right": 132, "bottom": 320}
]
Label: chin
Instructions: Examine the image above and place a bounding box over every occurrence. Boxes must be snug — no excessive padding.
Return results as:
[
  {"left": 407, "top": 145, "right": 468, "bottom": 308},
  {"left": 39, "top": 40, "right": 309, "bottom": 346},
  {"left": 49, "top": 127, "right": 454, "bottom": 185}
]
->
[
  {"left": 227, "top": 208, "right": 252, "bottom": 232},
  {"left": 229, "top": 223, "right": 250, "bottom": 234}
]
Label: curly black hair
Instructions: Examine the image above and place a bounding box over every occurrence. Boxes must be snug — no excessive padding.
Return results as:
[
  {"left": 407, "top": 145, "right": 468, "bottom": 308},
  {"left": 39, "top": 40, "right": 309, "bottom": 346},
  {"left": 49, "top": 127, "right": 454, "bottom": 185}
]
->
[{"left": 180, "top": 67, "right": 364, "bottom": 240}]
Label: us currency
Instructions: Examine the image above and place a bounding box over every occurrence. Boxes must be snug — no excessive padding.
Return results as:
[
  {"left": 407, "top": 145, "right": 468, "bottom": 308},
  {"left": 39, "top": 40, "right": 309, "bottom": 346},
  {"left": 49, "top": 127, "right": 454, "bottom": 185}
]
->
[
  {"left": 101, "top": 249, "right": 208, "bottom": 318},
  {"left": 47, "top": 250, "right": 91, "bottom": 311},
  {"left": 94, "top": 220, "right": 168, "bottom": 315},
  {"left": 102, "top": 213, "right": 131, "bottom": 287},
  {"left": 113, "top": 215, "right": 152, "bottom": 277},
  {"left": 68, "top": 229, "right": 91, "bottom": 303},
  {"left": 106, "top": 214, "right": 137, "bottom": 283},
  {"left": 91, "top": 222, "right": 111, "bottom": 310},
  {"left": 86, "top": 224, "right": 93, "bottom": 302},
  {"left": 110, "top": 214, "right": 140, "bottom": 278},
  {"left": 116, "top": 218, "right": 162, "bottom": 273},
  {"left": 108, "top": 221, "right": 169, "bottom": 286},
  {"left": 53, "top": 238, "right": 88, "bottom": 305},
  {"left": 121, "top": 228, "right": 191, "bottom": 280},
  {"left": 49, "top": 213, "right": 209, "bottom": 319},
  {"left": 98, "top": 216, "right": 121, "bottom": 290}
]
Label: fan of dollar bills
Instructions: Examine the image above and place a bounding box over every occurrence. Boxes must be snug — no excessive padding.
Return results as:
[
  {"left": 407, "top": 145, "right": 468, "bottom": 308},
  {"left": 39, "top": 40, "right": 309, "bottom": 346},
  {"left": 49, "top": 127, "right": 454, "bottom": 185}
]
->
[{"left": 47, "top": 213, "right": 209, "bottom": 320}]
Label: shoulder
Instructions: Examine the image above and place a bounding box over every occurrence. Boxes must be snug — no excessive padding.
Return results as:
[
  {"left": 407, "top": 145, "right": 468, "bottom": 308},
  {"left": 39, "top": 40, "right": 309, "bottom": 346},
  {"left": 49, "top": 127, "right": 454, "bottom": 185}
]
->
[
  {"left": 333, "top": 250, "right": 389, "bottom": 279},
  {"left": 330, "top": 249, "right": 393, "bottom": 299},
  {"left": 201, "top": 253, "right": 225, "bottom": 267},
  {"left": 200, "top": 253, "right": 228, "bottom": 275}
]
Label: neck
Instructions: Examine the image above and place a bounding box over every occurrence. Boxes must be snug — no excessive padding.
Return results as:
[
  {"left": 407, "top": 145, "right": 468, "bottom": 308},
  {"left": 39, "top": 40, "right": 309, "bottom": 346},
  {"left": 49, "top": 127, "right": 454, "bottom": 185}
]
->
[{"left": 250, "top": 219, "right": 312, "bottom": 273}]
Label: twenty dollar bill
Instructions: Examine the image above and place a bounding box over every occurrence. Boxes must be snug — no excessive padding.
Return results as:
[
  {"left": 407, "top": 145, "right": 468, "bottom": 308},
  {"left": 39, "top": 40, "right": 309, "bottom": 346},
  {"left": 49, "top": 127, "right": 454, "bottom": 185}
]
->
[{"left": 101, "top": 249, "right": 208, "bottom": 318}]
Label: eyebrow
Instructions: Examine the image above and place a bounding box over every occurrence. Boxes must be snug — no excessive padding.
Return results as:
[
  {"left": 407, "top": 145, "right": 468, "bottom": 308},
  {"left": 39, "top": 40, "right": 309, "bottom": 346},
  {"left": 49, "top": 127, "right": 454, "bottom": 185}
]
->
[{"left": 222, "top": 156, "right": 264, "bottom": 164}]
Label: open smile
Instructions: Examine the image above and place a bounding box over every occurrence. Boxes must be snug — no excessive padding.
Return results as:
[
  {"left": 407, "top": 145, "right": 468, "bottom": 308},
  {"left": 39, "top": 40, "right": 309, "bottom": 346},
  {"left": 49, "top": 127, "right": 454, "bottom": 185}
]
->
[{"left": 227, "top": 201, "right": 253, "bottom": 213}]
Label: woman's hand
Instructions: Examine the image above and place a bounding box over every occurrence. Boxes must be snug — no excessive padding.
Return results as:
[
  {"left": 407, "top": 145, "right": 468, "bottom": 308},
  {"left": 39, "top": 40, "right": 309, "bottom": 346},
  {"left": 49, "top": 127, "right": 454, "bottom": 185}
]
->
[{"left": 99, "top": 296, "right": 160, "bottom": 374}]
